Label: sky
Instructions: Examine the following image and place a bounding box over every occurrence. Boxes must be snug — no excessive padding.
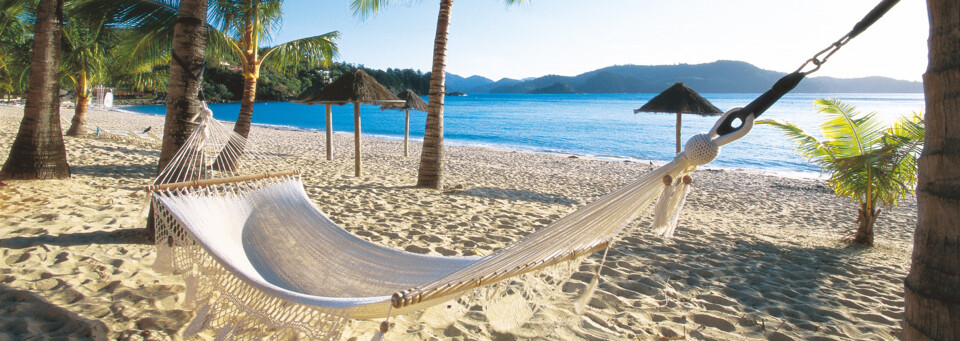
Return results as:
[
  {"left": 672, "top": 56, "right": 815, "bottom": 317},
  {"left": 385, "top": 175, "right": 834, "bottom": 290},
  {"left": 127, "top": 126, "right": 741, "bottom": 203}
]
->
[{"left": 268, "top": 0, "right": 929, "bottom": 82}]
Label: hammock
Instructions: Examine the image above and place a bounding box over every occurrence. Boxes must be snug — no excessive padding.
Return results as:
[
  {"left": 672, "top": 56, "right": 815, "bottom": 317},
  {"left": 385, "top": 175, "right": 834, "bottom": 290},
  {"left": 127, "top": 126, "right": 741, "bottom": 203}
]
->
[
  {"left": 147, "top": 3, "right": 897, "bottom": 337},
  {"left": 147, "top": 105, "right": 753, "bottom": 339}
]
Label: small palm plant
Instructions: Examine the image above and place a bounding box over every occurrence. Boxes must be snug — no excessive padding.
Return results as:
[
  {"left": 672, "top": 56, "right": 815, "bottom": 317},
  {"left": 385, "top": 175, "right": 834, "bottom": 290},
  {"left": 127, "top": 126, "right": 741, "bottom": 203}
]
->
[{"left": 757, "top": 98, "right": 924, "bottom": 246}]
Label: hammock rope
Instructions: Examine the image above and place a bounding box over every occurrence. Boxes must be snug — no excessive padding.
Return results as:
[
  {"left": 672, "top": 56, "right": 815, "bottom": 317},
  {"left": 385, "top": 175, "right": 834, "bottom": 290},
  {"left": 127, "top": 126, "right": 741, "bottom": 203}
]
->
[{"left": 716, "top": 0, "right": 900, "bottom": 136}]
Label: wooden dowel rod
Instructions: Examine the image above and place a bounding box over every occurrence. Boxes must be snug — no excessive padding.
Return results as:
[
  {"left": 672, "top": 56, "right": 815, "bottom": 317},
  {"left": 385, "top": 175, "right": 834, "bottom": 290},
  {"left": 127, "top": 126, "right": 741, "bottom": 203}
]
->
[
  {"left": 392, "top": 240, "right": 610, "bottom": 308},
  {"left": 146, "top": 170, "right": 301, "bottom": 192}
]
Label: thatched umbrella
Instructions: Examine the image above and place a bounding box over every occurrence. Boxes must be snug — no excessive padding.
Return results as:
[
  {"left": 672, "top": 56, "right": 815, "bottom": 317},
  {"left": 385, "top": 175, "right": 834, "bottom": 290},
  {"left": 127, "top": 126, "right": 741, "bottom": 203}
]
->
[
  {"left": 634, "top": 82, "right": 722, "bottom": 154},
  {"left": 293, "top": 69, "right": 403, "bottom": 176},
  {"left": 380, "top": 89, "right": 428, "bottom": 157}
]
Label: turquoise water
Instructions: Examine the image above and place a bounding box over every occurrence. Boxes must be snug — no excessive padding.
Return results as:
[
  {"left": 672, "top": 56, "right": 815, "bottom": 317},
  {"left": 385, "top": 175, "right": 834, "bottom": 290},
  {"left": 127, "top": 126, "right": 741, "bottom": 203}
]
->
[{"left": 125, "top": 93, "right": 925, "bottom": 177}]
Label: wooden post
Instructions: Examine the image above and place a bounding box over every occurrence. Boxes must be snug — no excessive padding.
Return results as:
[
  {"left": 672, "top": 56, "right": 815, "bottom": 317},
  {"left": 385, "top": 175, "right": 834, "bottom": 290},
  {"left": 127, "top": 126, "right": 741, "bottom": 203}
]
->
[
  {"left": 354, "top": 102, "right": 362, "bottom": 177},
  {"left": 404, "top": 109, "right": 410, "bottom": 157},
  {"left": 325, "top": 104, "right": 332, "bottom": 161},
  {"left": 675, "top": 112, "right": 682, "bottom": 154}
]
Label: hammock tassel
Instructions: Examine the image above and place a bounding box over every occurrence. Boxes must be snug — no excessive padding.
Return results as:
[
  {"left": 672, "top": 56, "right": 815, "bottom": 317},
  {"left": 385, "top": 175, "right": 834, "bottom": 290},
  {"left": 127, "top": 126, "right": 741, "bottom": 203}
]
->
[
  {"left": 651, "top": 174, "right": 692, "bottom": 237},
  {"left": 183, "top": 303, "right": 212, "bottom": 337},
  {"left": 574, "top": 274, "right": 599, "bottom": 315},
  {"left": 139, "top": 193, "right": 152, "bottom": 218},
  {"left": 370, "top": 321, "right": 389, "bottom": 341},
  {"left": 152, "top": 244, "right": 173, "bottom": 273}
]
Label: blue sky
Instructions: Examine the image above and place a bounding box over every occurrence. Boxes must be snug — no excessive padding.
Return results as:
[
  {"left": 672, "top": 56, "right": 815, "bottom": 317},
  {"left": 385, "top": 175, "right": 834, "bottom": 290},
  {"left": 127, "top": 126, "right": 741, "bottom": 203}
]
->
[{"left": 268, "top": 0, "right": 928, "bottom": 82}]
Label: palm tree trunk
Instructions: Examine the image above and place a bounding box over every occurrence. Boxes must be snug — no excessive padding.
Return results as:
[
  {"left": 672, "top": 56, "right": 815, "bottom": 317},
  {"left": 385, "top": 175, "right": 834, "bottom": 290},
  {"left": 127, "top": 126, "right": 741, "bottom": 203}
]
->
[
  {"left": 904, "top": 0, "right": 960, "bottom": 339},
  {"left": 213, "top": 72, "right": 257, "bottom": 171},
  {"left": 416, "top": 0, "right": 452, "bottom": 189},
  {"left": 0, "top": 0, "right": 69, "bottom": 180},
  {"left": 234, "top": 73, "right": 258, "bottom": 138},
  {"left": 65, "top": 93, "right": 89, "bottom": 137},
  {"left": 159, "top": 0, "right": 207, "bottom": 176},
  {"left": 852, "top": 203, "right": 878, "bottom": 246},
  {"left": 149, "top": 0, "right": 207, "bottom": 242},
  {"left": 67, "top": 73, "right": 89, "bottom": 137}
]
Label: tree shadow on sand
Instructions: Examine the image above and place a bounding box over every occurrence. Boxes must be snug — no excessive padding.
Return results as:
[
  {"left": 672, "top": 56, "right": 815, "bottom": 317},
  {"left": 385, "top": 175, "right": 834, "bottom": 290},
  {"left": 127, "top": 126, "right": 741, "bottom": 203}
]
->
[
  {"left": 0, "top": 283, "right": 109, "bottom": 339},
  {"left": 0, "top": 228, "right": 152, "bottom": 249},
  {"left": 607, "top": 231, "right": 903, "bottom": 338},
  {"left": 447, "top": 187, "right": 579, "bottom": 205},
  {"left": 69, "top": 163, "right": 155, "bottom": 180}
]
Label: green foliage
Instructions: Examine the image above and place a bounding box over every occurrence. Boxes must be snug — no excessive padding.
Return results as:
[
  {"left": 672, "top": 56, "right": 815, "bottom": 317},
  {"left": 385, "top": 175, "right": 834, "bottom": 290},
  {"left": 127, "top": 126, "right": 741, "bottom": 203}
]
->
[
  {"left": 758, "top": 99, "right": 924, "bottom": 210},
  {"left": 0, "top": 0, "right": 32, "bottom": 96}
]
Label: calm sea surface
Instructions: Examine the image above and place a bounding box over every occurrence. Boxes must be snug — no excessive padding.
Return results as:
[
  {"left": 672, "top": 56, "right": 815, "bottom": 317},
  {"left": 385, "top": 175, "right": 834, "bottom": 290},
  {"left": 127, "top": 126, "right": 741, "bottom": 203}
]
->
[{"left": 125, "top": 93, "right": 925, "bottom": 177}]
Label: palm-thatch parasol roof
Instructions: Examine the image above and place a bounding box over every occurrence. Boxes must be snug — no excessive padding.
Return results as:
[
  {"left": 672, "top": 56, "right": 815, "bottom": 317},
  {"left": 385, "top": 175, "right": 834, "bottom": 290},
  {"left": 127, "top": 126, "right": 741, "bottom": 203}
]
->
[
  {"left": 381, "top": 89, "right": 428, "bottom": 111},
  {"left": 634, "top": 82, "right": 722, "bottom": 154},
  {"left": 634, "top": 82, "right": 722, "bottom": 115},
  {"left": 291, "top": 69, "right": 403, "bottom": 177},
  {"left": 379, "top": 89, "right": 428, "bottom": 158},
  {"left": 293, "top": 69, "right": 403, "bottom": 105}
]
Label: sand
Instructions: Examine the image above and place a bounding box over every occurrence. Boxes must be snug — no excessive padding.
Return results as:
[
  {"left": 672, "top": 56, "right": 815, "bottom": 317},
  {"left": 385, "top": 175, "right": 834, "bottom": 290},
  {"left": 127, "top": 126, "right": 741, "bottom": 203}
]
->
[{"left": 0, "top": 105, "right": 916, "bottom": 340}]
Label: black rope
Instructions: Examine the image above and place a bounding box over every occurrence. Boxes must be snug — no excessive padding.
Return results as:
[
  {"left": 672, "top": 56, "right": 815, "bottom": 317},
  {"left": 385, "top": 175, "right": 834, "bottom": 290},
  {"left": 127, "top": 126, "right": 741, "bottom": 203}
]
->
[
  {"left": 170, "top": 51, "right": 207, "bottom": 102},
  {"left": 715, "top": 0, "right": 900, "bottom": 137}
]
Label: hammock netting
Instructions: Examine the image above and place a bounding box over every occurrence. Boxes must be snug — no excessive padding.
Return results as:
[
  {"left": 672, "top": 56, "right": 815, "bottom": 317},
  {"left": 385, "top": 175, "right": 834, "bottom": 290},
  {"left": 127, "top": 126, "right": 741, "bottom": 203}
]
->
[{"left": 148, "top": 108, "right": 751, "bottom": 339}]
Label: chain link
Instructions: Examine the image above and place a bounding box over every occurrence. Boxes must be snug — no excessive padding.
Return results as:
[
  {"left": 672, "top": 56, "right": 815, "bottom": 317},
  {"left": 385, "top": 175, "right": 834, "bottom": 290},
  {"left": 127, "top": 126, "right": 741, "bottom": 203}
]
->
[{"left": 794, "top": 34, "right": 853, "bottom": 75}]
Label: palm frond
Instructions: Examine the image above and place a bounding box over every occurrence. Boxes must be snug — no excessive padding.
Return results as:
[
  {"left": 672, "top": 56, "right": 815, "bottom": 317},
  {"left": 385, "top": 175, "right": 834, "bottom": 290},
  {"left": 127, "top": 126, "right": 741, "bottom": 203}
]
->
[
  {"left": 764, "top": 99, "right": 924, "bottom": 212},
  {"left": 350, "top": 0, "right": 394, "bottom": 21},
  {"left": 756, "top": 119, "right": 836, "bottom": 167},
  {"left": 260, "top": 31, "right": 339, "bottom": 75}
]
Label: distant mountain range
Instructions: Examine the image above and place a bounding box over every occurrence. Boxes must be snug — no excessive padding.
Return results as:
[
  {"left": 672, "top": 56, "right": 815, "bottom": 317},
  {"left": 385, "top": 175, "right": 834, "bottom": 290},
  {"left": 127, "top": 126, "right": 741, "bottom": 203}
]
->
[{"left": 443, "top": 60, "right": 922, "bottom": 94}]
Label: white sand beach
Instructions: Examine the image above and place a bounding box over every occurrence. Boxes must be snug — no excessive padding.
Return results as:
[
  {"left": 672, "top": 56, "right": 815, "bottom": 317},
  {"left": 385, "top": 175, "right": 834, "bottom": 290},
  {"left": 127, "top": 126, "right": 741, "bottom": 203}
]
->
[{"left": 0, "top": 106, "right": 916, "bottom": 340}]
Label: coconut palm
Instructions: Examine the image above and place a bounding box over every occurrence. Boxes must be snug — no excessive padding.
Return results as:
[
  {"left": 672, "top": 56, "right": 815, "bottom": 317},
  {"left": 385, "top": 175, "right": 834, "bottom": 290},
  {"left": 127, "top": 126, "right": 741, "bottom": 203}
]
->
[
  {"left": 351, "top": 0, "right": 526, "bottom": 189},
  {"left": 758, "top": 99, "right": 924, "bottom": 246},
  {"left": 208, "top": 0, "right": 338, "bottom": 138},
  {"left": 905, "top": 0, "right": 960, "bottom": 337},
  {"left": 79, "top": 0, "right": 338, "bottom": 138},
  {"left": 160, "top": 0, "right": 207, "bottom": 175},
  {"left": 1, "top": 0, "right": 71, "bottom": 180},
  {"left": 61, "top": 12, "right": 113, "bottom": 137}
]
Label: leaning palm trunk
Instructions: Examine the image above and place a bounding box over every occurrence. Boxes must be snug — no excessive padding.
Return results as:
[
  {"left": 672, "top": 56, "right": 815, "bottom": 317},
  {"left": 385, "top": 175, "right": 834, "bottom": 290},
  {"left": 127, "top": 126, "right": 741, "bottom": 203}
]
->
[
  {"left": 904, "top": 0, "right": 960, "bottom": 339},
  {"left": 66, "top": 93, "right": 90, "bottom": 137},
  {"left": 416, "top": 0, "right": 452, "bottom": 189},
  {"left": 234, "top": 71, "right": 258, "bottom": 138},
  {"left": 0, "top": 0, "right": 70, "bottom": 180},
  {"left": 213, "top": 73, "right": 257, "bottom": 171}
]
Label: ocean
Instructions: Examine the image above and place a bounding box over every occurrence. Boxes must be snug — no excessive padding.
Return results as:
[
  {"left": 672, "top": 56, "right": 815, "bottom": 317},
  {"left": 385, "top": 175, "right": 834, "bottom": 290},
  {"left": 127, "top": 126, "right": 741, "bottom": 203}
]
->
[{"left": 124, "top": 93, "right": 925, "bottom": 177}]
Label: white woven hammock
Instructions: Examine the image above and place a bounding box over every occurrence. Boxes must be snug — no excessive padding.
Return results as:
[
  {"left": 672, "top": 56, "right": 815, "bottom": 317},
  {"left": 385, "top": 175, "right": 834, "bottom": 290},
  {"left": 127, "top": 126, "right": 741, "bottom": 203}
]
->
[{"left": 148, "top": 107, "right": 753, "bottom": 339}]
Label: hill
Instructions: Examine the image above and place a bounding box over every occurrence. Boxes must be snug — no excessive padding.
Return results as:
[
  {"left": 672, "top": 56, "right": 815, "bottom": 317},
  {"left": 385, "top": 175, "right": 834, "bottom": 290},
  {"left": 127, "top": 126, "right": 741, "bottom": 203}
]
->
[{"left": 461, "top": 60, "right": 920, "bottom": 94}]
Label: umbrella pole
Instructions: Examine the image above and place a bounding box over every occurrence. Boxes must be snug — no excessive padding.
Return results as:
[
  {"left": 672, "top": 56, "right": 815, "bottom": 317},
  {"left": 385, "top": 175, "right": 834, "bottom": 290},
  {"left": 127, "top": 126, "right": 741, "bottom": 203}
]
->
[
  {"left": 676, "top": 112, "right": 682, "bottom": 154},
  {"left": 325, "top": 104, "right": 333, "bottom": 161},
  {"left": 354, "top": 102, "right": 362, "bottom": 177},
  {"left": 404, "top": 109, "right": 410, "bottom": 157}
]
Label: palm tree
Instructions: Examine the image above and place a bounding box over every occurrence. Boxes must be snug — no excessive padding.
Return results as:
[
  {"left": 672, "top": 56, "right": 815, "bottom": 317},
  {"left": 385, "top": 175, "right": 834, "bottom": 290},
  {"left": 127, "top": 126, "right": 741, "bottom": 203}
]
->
[
  {"left": 0, "top": 0, "right": 71, "bottom": 180},
  {"left": 351, "top": 0, "right": 526, "bottom": 189},
  {"left": 904, "top": 0, "right": 960, "bottom": 338},
  {"left": 61, "top": 12, "right": 112, "bottom": 137},
  {"left": 208, "top": 0, "right": 338, "bottom": 139},
  {"left": 159, "top": 0, "right": 207, "bottom": 175},
  {"left": 758, "top": 99, "right": 924, "bottom": 246}
]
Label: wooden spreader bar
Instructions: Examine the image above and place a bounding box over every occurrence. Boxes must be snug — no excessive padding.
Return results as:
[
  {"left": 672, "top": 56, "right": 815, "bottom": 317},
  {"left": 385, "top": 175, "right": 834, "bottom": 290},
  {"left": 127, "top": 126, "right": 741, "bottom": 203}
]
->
[
  {"left": 146, "top": 170, "right": 301, "bottom": 193},
  {"left": 391, "top": 240, "right": 610, "bottom": 309}
]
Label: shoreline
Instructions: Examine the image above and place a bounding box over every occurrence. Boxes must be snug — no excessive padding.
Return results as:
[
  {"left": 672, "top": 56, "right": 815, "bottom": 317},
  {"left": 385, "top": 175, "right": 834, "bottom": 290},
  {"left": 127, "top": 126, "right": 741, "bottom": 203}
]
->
[
  {"left": 115, "top": 104, "right": 825, "bottom": 180},
  {"left": 0, "top": 106, "right": 915, "bottom": 339}
]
